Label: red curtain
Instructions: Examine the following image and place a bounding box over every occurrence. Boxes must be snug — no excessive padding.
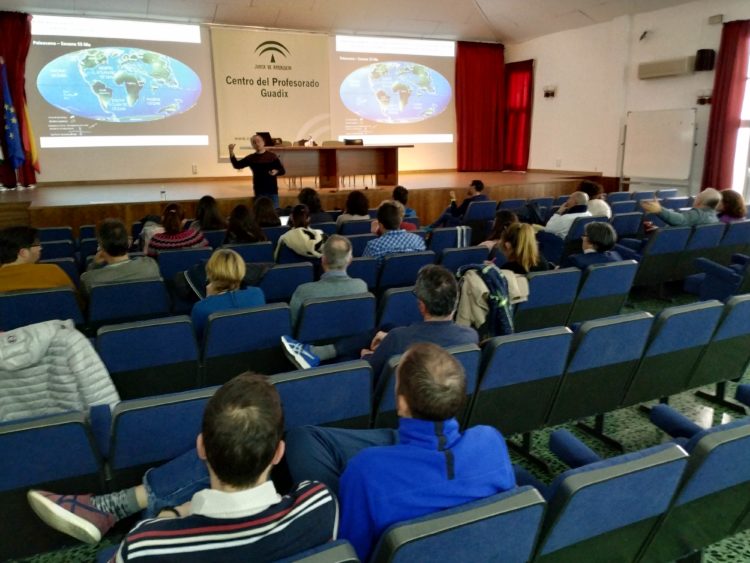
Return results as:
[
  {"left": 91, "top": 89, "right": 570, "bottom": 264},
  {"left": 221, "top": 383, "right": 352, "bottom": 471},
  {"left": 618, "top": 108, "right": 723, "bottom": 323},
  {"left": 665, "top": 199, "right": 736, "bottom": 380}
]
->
[
  {"left": 503, "top": 60, "right": 534, "bottom": 171},
  {"left": 455, "top": 41, "right": 505, "bottom": 171},
  {"left": 701, "top": 20, "right": 750, "bottom": 190},
  {"left": 0, "top": 11, "right": 35, "bottom": 187}
]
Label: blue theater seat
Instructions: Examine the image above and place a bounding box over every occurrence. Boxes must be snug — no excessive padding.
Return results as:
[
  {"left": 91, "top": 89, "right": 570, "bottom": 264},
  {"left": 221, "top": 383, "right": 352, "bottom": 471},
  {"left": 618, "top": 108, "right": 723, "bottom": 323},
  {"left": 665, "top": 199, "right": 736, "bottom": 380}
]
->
[
  {"left": 610, "top": 200, "right": 638, "bottom": 214},
  {"left": 348, "top": 256, "right": 378, "bottom": 290},
  {"left": 439, "top": 246, "right": 489, "bottom": 273},
  {"left": 347, "top": 234, "right": 376, "bottom": 257},
  {"left": 606, "top": 192, "right": 631, "bottom": 203},
  {"left": 262, "top": 225, "right": 289, "bottom": 247},
  {"left": 88, "top": 279, "right": 170, "bottom": 326},
  {"left": 377, "top": 287, "right": 421, "bottom": 329},
  {"left": 0, "top": 287, "right": 83, "bottom": 331},
  {"left": 295, "top": 293, "right": 376, "bottom": 343},
  {"left": 513, "top": 268, "right": 581, "bottom": 332},
  {"left": 37, "top": 226, "right": 73, "bottom": 243},
  {"left": 463, "top": 200, "right": 497, "bottom": 222},
  {"left": 566, "top": 260, "right": 638, "bottom": 324},
  {"left": 202, "top": 229, "right": 226, "bottom": 249},
  {"left": 157, "top": 247, "right": 212, "bottom": 280},
  {"left": 339, "top": 219, "right": 373, "bottom": 236},
  {"left": 258, "top": 262, "right": 314, "bottom": 302},
  {"left": 222, "top": 241, "right": 274, "bottom": 263},
  {"left": 377, "top": 251, "right": 436, "bottom": 292},
  {"left": 610, "top": 211, "right": 643, "bottom": 237}
]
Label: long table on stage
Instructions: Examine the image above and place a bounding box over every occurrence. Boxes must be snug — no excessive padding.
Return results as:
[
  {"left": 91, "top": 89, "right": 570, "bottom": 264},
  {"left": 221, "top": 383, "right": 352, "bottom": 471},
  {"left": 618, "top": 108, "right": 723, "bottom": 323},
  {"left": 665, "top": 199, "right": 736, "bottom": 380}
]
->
[{"left": 273, "top": 145, "right": 412, "bottom": 188}]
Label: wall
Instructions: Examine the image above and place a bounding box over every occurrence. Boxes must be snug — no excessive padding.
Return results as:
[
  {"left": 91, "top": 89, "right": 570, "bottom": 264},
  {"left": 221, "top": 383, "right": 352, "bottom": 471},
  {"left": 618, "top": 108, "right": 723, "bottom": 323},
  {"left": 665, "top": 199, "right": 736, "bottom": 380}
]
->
[{"left": 506, "top": 0, "right": 750, "bottom": 194}]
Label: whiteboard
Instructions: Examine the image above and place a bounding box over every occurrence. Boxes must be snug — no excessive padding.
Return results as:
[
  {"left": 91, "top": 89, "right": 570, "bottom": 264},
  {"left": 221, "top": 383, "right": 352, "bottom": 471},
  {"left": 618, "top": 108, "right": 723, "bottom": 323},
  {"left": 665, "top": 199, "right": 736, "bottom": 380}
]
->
[{"left": 622, "top": 109, "right": 696, "bottom": 180}]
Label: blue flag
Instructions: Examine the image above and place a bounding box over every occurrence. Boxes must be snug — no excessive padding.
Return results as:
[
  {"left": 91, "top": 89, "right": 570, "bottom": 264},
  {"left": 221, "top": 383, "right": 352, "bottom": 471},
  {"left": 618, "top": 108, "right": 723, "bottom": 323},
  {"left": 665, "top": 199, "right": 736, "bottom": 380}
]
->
[{"left": 1, "top": 62, "right": 25, "bottom": 170}]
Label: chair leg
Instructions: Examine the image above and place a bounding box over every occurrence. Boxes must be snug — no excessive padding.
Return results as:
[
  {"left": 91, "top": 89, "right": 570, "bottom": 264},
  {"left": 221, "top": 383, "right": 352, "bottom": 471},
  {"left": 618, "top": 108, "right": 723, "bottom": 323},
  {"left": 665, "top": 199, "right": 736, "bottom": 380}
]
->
[
  {"left": 676, "top": 549, "right": 703, "bottom": 563},
  {"left": 576, "top": 414, "right": 625, "bottom": 452},
  {"left": 695, "top": 381, "right": 746, "bottom": 414},
  {"left": 507, "top": 432, "right": 551, "bottom": 475}
]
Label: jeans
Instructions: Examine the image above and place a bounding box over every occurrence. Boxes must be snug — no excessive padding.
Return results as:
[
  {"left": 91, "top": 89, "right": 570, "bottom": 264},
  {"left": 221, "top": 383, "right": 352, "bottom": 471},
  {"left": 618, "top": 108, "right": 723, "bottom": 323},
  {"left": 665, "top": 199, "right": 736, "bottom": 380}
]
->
[
  {"left": 285, "top": 426, "right": 398, "bottom": 496},
  {"left": 141, "top": 448, "right": 209, "bottom": 518}
]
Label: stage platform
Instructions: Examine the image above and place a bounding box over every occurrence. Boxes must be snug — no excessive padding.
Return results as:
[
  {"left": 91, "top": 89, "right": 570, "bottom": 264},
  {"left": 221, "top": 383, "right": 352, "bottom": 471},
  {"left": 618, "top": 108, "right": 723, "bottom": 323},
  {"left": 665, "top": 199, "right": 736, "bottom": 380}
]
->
[{"left": 0, "top": 170, "right": 590, "bottom": 233}]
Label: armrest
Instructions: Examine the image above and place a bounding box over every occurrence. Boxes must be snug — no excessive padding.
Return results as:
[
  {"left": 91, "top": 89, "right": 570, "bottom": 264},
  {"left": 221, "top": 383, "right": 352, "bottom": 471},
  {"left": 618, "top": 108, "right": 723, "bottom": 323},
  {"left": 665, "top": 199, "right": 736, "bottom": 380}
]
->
[
  {"left": 731, "top": 253, "right": 750, "bottom": 267},
  {"left": 549, "top": 429, "right": 601, "bottom": 468},
  {"left": 650, "top": 404, "right": 702, "bottom": 439},
  {"left": 694, "top": 258, "right": 742, "bottom": 283},
  {"left": 614, "top": 243, "right": 641, "bottom": 261}
]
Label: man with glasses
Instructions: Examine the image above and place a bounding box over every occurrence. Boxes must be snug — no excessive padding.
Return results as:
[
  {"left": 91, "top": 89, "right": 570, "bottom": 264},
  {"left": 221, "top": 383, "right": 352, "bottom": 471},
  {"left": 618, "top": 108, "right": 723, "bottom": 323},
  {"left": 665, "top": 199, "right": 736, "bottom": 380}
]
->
[{"left": 0, "top": 226, "right": 74, "bottom": 292}]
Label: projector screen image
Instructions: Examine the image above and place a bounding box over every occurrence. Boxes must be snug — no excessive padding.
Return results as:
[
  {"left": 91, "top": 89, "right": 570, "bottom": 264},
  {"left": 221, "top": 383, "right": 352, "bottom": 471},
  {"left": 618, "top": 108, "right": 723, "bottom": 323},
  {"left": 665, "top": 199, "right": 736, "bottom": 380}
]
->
[
  {"left": 37, "top": 47, "right": 201, "bottom": 123},
  {"left": 331, "top": 35, "right": 455, "bottom": 145},
  {"left": 28, "top": 16, "right": 210, "bottom": 148},
  {"left": 339, "top": 61, "right": 451, "bottom": 124}
]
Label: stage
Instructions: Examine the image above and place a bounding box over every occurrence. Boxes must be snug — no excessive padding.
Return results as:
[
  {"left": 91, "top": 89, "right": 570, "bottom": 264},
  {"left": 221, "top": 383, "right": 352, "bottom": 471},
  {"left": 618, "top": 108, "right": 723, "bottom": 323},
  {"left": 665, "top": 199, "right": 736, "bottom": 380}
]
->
[{"left": 0, "top": 169, "right": 592, "bottom": 233}]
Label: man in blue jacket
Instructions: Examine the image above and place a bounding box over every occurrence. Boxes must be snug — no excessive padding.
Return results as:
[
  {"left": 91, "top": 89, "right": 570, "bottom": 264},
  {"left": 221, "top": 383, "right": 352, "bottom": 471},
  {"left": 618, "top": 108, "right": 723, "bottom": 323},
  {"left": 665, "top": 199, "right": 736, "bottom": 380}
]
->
[{"left": 285, "top": 341, "right": 516, "bottom": 560}]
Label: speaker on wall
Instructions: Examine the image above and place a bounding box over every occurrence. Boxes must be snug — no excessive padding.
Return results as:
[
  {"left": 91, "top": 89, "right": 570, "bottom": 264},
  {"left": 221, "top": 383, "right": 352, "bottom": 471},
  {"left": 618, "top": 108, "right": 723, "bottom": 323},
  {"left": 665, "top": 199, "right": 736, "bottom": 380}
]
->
[{"left": 695, "top": 49, "right": 716, "bottom": 71}]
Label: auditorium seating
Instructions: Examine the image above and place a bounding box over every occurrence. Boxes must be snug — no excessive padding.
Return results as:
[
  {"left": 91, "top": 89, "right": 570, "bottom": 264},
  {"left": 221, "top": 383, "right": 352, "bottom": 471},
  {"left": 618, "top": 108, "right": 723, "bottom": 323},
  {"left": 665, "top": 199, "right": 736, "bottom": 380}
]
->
[
  {"left": 565, "top": 260, "right": 638, "bottom": 324},
  {"left": 513, "top": 268, "right": 581, "bottom": 332},
  {"left": 88, "top": 279, "right": 171, "bottom": 326},
  {"left": 37, "top": 226, "right": 74, "bottom": 243},
  {"left": 610, "top": 211, "right": 643, "bottom": 237},
  {"left": 439, "top": 246, "right": 489, "bottom": 272},
  {"left": 258, "top": 262, "right": 314, "bottom": 302},
  {"left": 262, "top": 225, "right": 289, "bottom": 246},
  {"left": 656, "top": 188, "right": 679, "bottom": 198},
  {"left": 0, "top": 286, "right": 83, "bottom": 330},
  {"left": 377, "top": 251, "right": 436, "bottom": 291},
  {"left": 339, "top": 219, "right": 373, "bottom": 235},
  {"left": 685, "top": 254, "right": 750, "bottom": 302},
  {"left": 157, "top": 247, "right": 212, "bottom": 280},
  {"left": 347, "top": 233, "right": 376, "bottom": 257},
  {"left": 310, "top": 221, "right": 337, "bottom": 235},
  {"left": 78, "top": 224, "right": 96, "bottom": 240},
  {"left": 463, "top": 200, "right": 497, "bottom": 222},
  {"left": 715, "top": 220, "right": 750, "bottom": 264},
  {"left": 41, "top": 239, "right": 76, "bottom": 260},
  {"left": 369, "top": 486, "right": 545, "bottom": 563},
  {"left": 672, "top": 222, "right": 726, "bottom": 279},
  {"left": 605, "top": 192, "right": 631, "bottom": 203},
  {"left": 78, "top": 237, "right": 99, "bottom": 266},
  {"left": 610, "top": 200, "right": 638, "bottom": 214},
  {"left": 377, "top": 286, "right": 421, "bottom": 329},
  {"left": 632, "top": 191, "right": 657, "bottom": 201},
  {"left": 618, "top": 226, "right": 691, "bottom": 287},
  {"left": 348, "top": 256, "right": 378, "bottom": 289},
  {"left": 222, "top": 241, "right": 274, "bottom": 262},
  {"left": 201, "top": 229, "right": 226, "bottom": 249},
  {"left": 40, "top": 257, "right": 80, "bottom": 287},
  {"left": 498, "top": 198, "right": 527, "bottom": 210},
  {"left": 429, "top": 227, "right": 471, "bottom": 256},
  {"left": 295, "top": 293, "right": 376, "bottom": 343},
  {"left": 662, "top": 196, "right": 691, "bottom": 209}
]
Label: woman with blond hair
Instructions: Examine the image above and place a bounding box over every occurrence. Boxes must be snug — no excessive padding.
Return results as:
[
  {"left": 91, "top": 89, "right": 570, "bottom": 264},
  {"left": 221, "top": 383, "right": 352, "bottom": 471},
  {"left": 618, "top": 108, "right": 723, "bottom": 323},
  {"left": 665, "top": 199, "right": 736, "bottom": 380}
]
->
[
  {"left": 190, "top": 248, "right": 265, "bottom": 340},
  {"left": 499, "top": 223, "right": 550, "bottom": 274}
]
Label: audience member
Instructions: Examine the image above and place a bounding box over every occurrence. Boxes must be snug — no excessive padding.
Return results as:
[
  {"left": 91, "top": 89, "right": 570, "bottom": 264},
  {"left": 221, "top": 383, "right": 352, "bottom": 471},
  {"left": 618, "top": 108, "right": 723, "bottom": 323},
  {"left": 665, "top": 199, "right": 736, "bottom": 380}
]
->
[
  {"left": 336, "top": 190, "right": 371, "bottom": 227},
  {"left": 543, "top": 191, "right": 591, "bottom": 238},
  {"left": 579, "top": 180, "right": 611, "bottom": 218},
  {"left": 500, "top": 223, "right": 550, "bottom": 274},
  {"left": 285, "top": 342, "right": 515, "bottom": 560},
  {"left": 224, "top": 204, "right": 267, "bottom": 244},
  {"left": 28, "top": 374, "right": 338, "bottom": 560},
  {"left": 362, "top": 201, "right": 425, "bottom": 263},
  {"left": 429, "top": 179, "right": 488, "bottom": 228},
  {"left": 480, "top": 210, "right": 519, "bottom": 251},
  {"left": 282, "top": 264, "right": 477, "bottom": 377},
  {"left": 253, "top": 196, "right": 282, "bottom": 227},
  {"left": 80, "top": 219, "right": 160, "bottom": 297},
  {"left": 566, "top": 221, "right": 622, "bottom": 269},
  {"left": 392, "top": 185, "right": 416, "bottom": 218},
  {"left": 298, "top": 187, "right": 333, "bottom": 224},
  {"left": 288, "top": 235, "right": 367, "bottom": 327},
  {"left": 146, "top": 203, "right": 209, "bottom": 257},
  {"left": 640, "top": 187, "right": 721, "bottom": 227},
  {"left": 0, "top": 226, "right": 74, "bottom": 292},
  {"left": 717, "top": 189, "right": 747, "bottom": 224},
  {"left": 189, "top": 195, "right": 227, "bottom": 232},
  {"left": 275, "top": 204, "right": 326, "bottom": 260},
  {"left": 191, "top": 248, "right": 265, "bottom": 340}
]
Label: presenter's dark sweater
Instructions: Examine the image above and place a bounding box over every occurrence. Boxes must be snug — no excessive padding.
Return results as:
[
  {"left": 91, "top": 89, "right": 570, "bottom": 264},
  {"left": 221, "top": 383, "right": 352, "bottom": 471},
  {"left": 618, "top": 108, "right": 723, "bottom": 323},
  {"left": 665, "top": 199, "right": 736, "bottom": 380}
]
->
[{"left": 230, "top": 151, "right": 286, "bottom": 197}]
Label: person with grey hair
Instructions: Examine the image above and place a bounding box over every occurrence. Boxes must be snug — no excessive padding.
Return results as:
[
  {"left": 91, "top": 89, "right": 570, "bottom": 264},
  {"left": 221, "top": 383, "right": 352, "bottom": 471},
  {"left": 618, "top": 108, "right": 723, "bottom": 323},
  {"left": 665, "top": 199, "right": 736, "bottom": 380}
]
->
[
  {"left": 543, "top": 191, "right": 592, "bottom": 238},
  {"left": 640, "top": 188, "right": 721, "bottom": 226},
  {"left": 287, "top": 235, "right": 368, "bottom": 327}
]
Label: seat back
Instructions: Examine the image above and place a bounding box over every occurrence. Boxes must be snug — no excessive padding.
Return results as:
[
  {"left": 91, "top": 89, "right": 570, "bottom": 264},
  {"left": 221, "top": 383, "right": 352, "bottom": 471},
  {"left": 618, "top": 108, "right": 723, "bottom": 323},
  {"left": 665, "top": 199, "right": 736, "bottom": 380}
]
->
[
  {"left": 339, "top": 219, "right": 373, "bottom": 235},
  {"left": 202, "top": 229, "right": 226, "bottom": 249},
  {"left": 498, "top": 198, "right": 527, "bottom": 210},
  {"left": 296, "top": 293, "right": 376, "bottom": 342},
  {"left": 633, "top": 227, "right": 691, "bottom": 286},
  {"left": 157, "top": 247, "right": 213, "bottom": 280},
  {"left": 566, "top": 260, "right": 638, "bottom": 324},
  {"left": 88, "top": 279, "right": 171, "bottom": 325},
  {"left": 546, "top": 312, "right": 653, "bottom": 426},
  {"left": 276, "top": 540, "right": 359, "bottom": 563},
  {"left": 78, "top": 237, "right": 99, "bottom": 265},
  {"left": 639, "top": 418, "right": 750, "bottom": 563},
  {"left": 39, "top": 258, "right": 80, "bottom": 288},
  {"left": 673, "top": 223, "right": 727, "bottom": 278},
  {"left": 0, "top": 412, "right": 104, "bottom": 560},
  {"left": 717, "top": 220, "right": 750, "bottom": 263},
  {"left": 377, "top": 287, "right": 421, "bottom": 329},
  {"left": 262, "top": 226, "right": 289, "bottom": 246},
  {"left": 514, "top": 268, "right": 581, "bottom": 332},
  {"left": 378, "top": 251, "right": 436, "bottom": 291},
  {"left": 429, "top": 227, "right": 461, "bottom": 255},
  {"left": 530, "top": 197, "right": 554, "bottom": 208},
  {"left": 78, "top": 224, "right": 96, "bottom": 240},
  {"left": 533, "top": 443, "right": 687, "bottom": 562},
  {"left": 661, "top": 196, "right": 691, "bottom": 209},
  {"left": 277, "top": 244, "right": 321, "bottom": 267},
  {"left": 348, "top": 256, "right": 378, "bottom": 290},
  {"left": 622, "top": 300, "right": 724, "bottom": 407},
  {"left": 202, "top": 304, "right": 292, "bottom": 384},
  {"left": 370, "top": 487, "right": 546, "bottom": 563},
  {"left": 310, "top": 221, "right": 337, "bottom": 235},
  {"left": 222, "top": 242, "right": 274, "bottom": 263},
  {"left": 347, "top": 233, "right": 376, "bottom": 257},
  {"left": 565, "top": 216, "right": 608, "bottom": 242},
  {"left": 464, "top": 201, "right": 497, "bottom": 222},
  {"left": 606, "top": 192, "right": 631, "bottom": 203},
  {"left": 40, "top": 240, "right": 75, "bottom": 260},
  {"left": 686, "top": 294, "right": 750, "bottom": 389},
  {"left": 656, "top": 188, "right": 679, "bottom": 199},
  {"left": 37, "top": 226, "right": 73, "bottom": 243},
  {"left": 373, "top": 344, "right": 481, "bottom": 429},
  {"left": 610, "top": 211, "right": 643, "bottom": 237},
  {"left": 439, "top": 246, "right": 490, "bottom": 273},
  {"left": 631, "top": 191, "right": 656, "bottom": 201},
  {"left": 610, "top": 201, "right": 638, "bottom": 214},
  {"left": 258, "top": 262, "right": 314, "bottom": 302},
  {"left": 96, "top": 316, "right": 200, "bottom": 399},
  {"left": 270, "top": 360, "right": 373, "bottom": 429},
  {"left": 466, "top": 327, "right": 572, "bottom": 435},
  {"left": 0, "top": 287, "right": 83, "bottom": 330}
]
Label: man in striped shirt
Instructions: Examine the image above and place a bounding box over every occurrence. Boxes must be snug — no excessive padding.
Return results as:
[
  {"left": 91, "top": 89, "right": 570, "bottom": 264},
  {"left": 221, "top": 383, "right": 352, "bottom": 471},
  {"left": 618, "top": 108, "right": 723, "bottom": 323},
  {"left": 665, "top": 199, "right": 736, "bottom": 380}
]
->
[{"left": 28, "top": 374, "right": 338, "bottom": 561}]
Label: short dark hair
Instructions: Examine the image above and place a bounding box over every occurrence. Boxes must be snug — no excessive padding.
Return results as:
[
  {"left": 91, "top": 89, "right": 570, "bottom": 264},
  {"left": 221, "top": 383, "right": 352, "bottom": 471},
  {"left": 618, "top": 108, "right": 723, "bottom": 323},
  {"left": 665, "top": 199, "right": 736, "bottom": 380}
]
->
[
  {"left": 298, "top": 187, "right": 323, "bottom": 213},
  {"left": 414, "top": 264, "right": 458, "bottom": 317},
  {"left": 579, "top": 180, "right": 604, "bottom": 200},
  {"left": 201, "top": 373, "right": 284, "bottom": 488},
  {"left": 471, "top": 179, "right": 485, "bottom": 192},
  {"left": 397, "top": 343, "right": 466, "bottom": 421},
  {"left": 392, "top": 185, "right": 409, "bottom": 205},
  {"left": 345, "top": 190, "right": 370, "bottom": 216},
  {"left": 290, "top": 204, "right": 310, "bottom": 228},
  {"left": 0, "top": 226, "right": 38, "bottom": 264},
  {"left": 97, "top": 219, "right": 129, "bottom": 257},
  {"left": 585, "top": 221, "right": 617, "bottom": 252},
  {"left": 377, "top": 201, "right": 402, "bottom": 230}
]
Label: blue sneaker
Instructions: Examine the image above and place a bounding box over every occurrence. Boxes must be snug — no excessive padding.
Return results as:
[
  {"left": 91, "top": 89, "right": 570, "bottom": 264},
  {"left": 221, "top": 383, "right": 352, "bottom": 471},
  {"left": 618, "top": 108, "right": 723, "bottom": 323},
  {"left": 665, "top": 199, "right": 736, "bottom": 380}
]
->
[{"left": 281, "top": 335, "right": 320, "bottom": 369}]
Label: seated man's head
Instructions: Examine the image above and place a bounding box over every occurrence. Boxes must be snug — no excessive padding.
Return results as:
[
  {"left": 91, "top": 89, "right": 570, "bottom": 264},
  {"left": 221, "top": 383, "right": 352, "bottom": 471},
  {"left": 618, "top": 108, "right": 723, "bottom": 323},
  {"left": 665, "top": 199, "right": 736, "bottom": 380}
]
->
[
  {"left": 298, "top": 187, "right": 323, "bottom": 214},
  {"left": 290, "top": 204, "right": 311, "bottom": 229},
  {"left": 694, "top": 188, "right": 722, "bottom": 210},
  {"left": 414, "top": 264, "right": 458, "bottom": 320},
  {"left": 396, "top": 342, "right": 466, "bottom": 421},
  {"left": 567, "top": 191, "right": 589, "bottom": 208},
  {"left": 97, "top": 219, "right": 130, "bottom": 260},
  {"left": 582, "top": 221, "right": 617, "bottom": 253},
  {"left": 376, "top": 201, "right": 402, "bottom": 232},
  {"left": 469, "top": 179, "right": 484, "bottom": 195},
  {"left": 322, "top": 234, "right": 352, "bottom": 272},
  {"left": 392, "top": 185, "right": 409, "bottom": 206},
  {"left": 206, "top": 248, "right": 246, "bottom": 295},
  {"left": 0, "top": 226, "right": 41, "bottom": 265},
  {"left": 197, "top": 373, "right": 285, "bottom": 489}
]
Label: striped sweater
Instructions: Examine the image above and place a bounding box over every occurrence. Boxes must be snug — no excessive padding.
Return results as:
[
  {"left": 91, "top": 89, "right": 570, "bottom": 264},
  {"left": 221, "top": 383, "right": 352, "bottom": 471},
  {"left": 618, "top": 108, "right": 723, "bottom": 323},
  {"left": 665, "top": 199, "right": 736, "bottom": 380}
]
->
[
  {"left": 147, "top": 229, "right": 209, "bottom": 257},
  {"left": 115, "top": 481, "right": 338, "bottom": 562}
]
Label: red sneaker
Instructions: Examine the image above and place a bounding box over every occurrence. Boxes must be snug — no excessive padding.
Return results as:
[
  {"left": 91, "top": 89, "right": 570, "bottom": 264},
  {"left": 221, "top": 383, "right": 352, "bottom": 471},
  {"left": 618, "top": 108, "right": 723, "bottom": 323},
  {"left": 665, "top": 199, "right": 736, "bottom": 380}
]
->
[{"left": 27, "top": 490, "right": 116, "bottom": 544}]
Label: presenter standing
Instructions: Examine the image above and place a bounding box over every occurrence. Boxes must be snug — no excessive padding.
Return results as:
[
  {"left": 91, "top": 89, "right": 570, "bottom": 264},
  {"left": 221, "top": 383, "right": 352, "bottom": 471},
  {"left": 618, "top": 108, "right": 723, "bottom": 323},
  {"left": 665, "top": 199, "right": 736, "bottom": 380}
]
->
[{"left": 228, "top": 135, "right": 285, "bottom": 207}]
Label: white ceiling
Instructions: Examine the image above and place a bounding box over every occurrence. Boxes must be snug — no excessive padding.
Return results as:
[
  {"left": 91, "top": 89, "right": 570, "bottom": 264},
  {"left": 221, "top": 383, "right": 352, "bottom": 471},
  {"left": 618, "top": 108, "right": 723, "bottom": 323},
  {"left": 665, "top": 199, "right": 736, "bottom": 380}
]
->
[{"left": 0, "top": 0, "right": 701, "bottom": 44}]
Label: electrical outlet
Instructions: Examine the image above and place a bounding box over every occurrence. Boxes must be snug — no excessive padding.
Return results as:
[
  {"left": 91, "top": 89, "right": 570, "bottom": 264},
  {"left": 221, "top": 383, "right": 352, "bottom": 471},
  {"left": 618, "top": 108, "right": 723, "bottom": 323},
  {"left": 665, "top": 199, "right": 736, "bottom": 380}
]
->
[{"left": 191, "top": 164, "right": 198, "bottom": 175}]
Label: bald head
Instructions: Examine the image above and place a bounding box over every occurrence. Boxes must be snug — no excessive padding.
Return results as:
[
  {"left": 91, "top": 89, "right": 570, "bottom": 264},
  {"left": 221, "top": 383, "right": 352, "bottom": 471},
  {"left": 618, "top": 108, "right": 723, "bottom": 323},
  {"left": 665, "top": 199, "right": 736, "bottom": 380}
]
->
[
  {"left": 322, "top": 234, "right": 352, "bottom": 270},
  {"left": 694, "top": 188, "right": 721, "bottom": 210},
  {"left": 569, "top": 191, "right": 589, "bottom": 207}
]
